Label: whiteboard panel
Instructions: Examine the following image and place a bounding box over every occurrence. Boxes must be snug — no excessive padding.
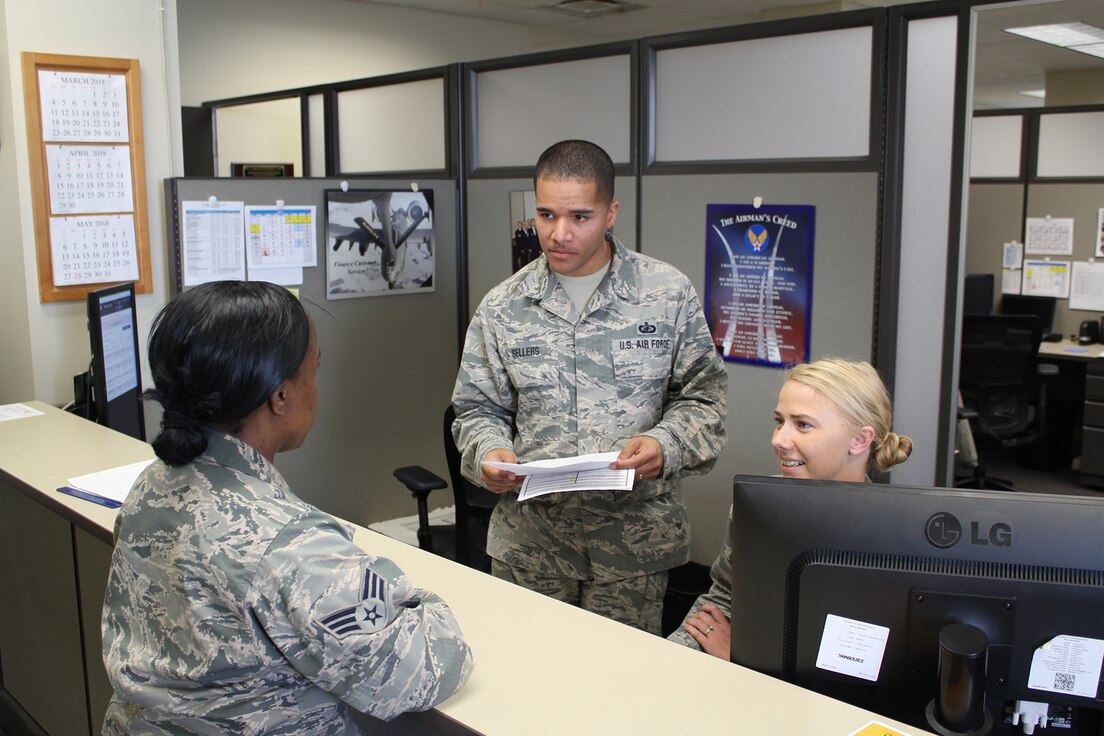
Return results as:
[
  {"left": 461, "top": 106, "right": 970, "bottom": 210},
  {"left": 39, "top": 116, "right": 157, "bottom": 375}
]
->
[
  {"left": 308, "top": 93, "right": 325, "bottom": 177},
  {"left": 1037, "top": 111, "right": 1104, "bottom": 178},
  {"left": 475, "top": 55, "right": 631, "bottom": 168},
  {"left": 337, "top": 78, "right": 446, "bottom": 173},
  {"left": 654, "top": 27, "right": 872, "bottom": 161},
  {"left": 215, "top": 98, "right": 302, "bottom": 177},
  {"left": 969, "top": 115, "right": 1021, "bottom": 178}
]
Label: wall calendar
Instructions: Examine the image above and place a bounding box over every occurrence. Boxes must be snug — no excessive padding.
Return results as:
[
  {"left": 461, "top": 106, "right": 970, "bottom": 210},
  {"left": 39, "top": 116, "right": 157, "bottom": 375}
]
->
[{"left": 22, "top": 53, "right": 151, "bottom": 302}]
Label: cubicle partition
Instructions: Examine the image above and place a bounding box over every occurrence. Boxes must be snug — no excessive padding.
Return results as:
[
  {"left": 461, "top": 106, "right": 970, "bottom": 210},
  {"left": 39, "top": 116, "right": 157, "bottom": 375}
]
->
[
  {"left": 461, "top": 44, "right": 639, "bottom": 316},
  {"left": 637, "top": 13, "right": 885, "bottom": 557},
  {"left": 206, "top": 65, "right": 459, "bottom": 180},
  {"left": 191, "top": 1, "right": 990, "bottom": 546},
  {"left": 454, "top": 13, "right": 891, "bottom": 558},
  {"left": 967, "top": 105, "right": 1104, "bottom": 338},
  {"left": 165, "top": 176, "right": 463, "bottom": 532}
]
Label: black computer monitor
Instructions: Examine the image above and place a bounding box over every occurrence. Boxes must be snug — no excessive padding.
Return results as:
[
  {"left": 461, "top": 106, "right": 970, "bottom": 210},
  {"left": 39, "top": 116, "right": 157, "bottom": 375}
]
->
[
  {"left": 87, "top": 283, "right": 145, "bottom": 440},
  {"left": 963, "top": 273, "right": 995, "bottom": 315},
  {"left": 729, "top": 475, "right": 1104, "bottom": 734},
  {"left": 1000, "top": 294, "right": 1057, "bottom": 338}
]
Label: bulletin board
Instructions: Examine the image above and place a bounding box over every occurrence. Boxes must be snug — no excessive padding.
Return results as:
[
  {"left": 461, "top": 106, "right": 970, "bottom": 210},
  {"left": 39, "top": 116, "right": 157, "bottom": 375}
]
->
[{"left": 21, "top": 52, "right": 152, "bottom": 302}]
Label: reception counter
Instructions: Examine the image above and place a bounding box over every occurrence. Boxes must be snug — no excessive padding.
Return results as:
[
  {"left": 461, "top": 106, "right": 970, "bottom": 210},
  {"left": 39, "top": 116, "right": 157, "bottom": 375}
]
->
[{"left": 0, "top": 402, "right": 929, "bottom": 736}]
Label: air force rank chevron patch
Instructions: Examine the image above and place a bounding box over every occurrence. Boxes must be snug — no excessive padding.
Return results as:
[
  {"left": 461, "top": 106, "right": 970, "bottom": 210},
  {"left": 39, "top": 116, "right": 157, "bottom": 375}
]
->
[{"left": 319, "top": 568, "right": 390, "bottom": 637}]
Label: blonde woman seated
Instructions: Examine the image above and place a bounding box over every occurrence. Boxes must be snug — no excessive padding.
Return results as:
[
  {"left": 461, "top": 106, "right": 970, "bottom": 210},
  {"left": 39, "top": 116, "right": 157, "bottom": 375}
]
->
[{"left": 668, "top": 358, "right": 913, "bottom": 659}]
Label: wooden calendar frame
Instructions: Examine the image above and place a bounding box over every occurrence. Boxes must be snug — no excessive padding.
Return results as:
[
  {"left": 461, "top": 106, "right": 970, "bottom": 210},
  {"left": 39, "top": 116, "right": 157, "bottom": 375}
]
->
[{"left": 22, "top": 52, "right": 152, "bottom": 302}]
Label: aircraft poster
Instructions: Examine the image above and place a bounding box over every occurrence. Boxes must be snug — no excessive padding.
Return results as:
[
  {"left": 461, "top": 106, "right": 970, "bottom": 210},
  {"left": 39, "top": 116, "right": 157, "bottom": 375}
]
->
[
  {"left": 326, "top": 189, "right": 435, "bottom": 299},
  {"left": 704, "top": 203, "right": 815, "bottom": 368}
]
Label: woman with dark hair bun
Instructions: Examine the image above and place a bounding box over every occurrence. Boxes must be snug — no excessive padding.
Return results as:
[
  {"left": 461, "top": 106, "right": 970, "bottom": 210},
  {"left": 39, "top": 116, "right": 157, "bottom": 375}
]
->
[{"left": 101, "top": 281, "right": 472, "bottom": 735}]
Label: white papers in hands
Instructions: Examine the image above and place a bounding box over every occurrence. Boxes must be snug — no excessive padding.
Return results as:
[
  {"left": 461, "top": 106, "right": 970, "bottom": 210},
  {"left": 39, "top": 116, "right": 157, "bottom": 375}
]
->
[
  {"left": 482, "top": 452, "right": 635, "bottom": 501},
  {"left": 483, "top": 451, "right": 620, "bottom": 475},
  {"left": 518, "top": 468, "right": 635, "bottom": 500}
]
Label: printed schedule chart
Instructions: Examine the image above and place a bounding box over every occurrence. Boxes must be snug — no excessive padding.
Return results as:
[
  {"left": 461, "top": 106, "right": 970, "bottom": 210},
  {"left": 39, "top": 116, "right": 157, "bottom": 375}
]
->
[{"left": 38, "top": 69, "right": 139, "bottom": 287}]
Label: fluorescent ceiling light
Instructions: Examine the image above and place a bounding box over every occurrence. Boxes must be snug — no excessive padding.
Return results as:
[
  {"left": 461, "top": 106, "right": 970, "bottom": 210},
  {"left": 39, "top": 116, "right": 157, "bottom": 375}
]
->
[
  {"left": 1019, "top": 89, "right": 1046, "bottom": 99},
  {"left": 1070, "top": 42, "right": 1104, "bottom": 59},
  {"left": 544, "top": 0, "right": 642, "bottom": 17},
  {"left": 1004, "top": 22, "right": 1104, "bottom": 47}
]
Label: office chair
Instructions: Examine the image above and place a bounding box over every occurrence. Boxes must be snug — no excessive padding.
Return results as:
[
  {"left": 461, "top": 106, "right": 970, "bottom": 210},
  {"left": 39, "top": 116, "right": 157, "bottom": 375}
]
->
[
  {"left": 955, "top": 314, "right": 1056, "bottom": 490},
  {"left": 393, "top": 406, "right": 497, "bottom": 572}
]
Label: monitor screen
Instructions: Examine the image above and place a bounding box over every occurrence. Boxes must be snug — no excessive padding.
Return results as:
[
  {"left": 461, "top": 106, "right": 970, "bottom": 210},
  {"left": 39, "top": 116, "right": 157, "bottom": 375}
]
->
[
  {"left": 1000, "top": 295, "right": 1057, "bottom": 337},
  {"left": 963, "top": 273, "right": 995, "bottom": 315},
  {"left": 729, "top": 475, "right": 1104, "bottom": 734},
  {"left": 87, "top": 283, "right": 145, "bottom": 440}
]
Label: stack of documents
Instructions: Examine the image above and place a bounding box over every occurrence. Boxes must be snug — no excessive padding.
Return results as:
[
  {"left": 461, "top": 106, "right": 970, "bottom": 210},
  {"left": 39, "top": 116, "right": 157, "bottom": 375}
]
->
[
  {"left": 483, "top": 452, "right": 635, "bottom": 501},
  {"left": 57, "top": 459, "right": 153, "bottom": 508}
]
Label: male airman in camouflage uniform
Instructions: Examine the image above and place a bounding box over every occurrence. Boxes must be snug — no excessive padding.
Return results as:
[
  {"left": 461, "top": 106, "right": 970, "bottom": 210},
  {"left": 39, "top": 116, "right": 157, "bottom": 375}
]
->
[
  {"left": 102, "top": 430, "right": 472, "bottom": 735},
  {"left": 452, "top": 140, "right": 727, "bottom": 634}
]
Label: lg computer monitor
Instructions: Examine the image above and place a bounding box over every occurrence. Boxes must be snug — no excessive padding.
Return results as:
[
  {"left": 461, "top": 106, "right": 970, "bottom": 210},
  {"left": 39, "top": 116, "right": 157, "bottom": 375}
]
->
[
  {"left": 87, "top": 283, "right": 145, "bottom": 440},
  {"left": 729, "top": 475, "right": 1104, "bottom": 735},
  {"left": 1000, "top": 295, "right": 1057, "bottom": 338}
]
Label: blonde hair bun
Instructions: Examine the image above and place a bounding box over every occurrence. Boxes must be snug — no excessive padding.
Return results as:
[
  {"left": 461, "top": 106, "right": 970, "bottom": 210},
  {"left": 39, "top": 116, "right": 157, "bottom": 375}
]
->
[{"left": 785, "top": 358, "right": 911, "bottom": 475}]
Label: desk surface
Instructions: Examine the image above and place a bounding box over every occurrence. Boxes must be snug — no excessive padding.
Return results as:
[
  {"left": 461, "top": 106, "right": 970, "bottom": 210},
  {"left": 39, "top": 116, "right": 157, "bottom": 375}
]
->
[
  {"left": 1039, "top": 336, "right": 1104, "bottom": 363},
  {"left": 0, "top": 401, "right": 931, "bottom": 736}
]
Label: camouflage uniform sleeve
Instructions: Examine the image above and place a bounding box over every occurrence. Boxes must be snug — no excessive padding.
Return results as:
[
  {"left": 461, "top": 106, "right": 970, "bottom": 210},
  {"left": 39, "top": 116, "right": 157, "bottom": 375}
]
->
[
  {"left": 249, "top": 512, "right": 473, "bottom": 721},
  {"left": 667, "top": 515, "right": 734, "bottom": 650},
  {"left": 451, "top": 302, "right": 516, "bottom": 485},
  {"left": 641, "top": 281, "right": 728, "bottom": 480}
]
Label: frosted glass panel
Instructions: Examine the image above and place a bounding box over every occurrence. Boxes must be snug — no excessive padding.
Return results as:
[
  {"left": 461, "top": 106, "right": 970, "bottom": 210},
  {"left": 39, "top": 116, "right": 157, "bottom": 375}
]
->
[
  {"left": 308, "top": 93, "right": 325, "bottom": 177},
  {"left": 654, "top": 27, "right": 872, "bottom": 161},
  {"left": 215, "top": 98, "right": 302, "bottom": 177},
  {"left": 475, "top": 55, "right": 631, "bottom": 168},
  {"left": 969, "top": 116, "right": 1021, "bottom": 178},
  {"left": 337, "top": 78, "right": 446, "bottom": 173},
  {"left": 1037, "top": 111, "right": 1104, "bottom": 178}
]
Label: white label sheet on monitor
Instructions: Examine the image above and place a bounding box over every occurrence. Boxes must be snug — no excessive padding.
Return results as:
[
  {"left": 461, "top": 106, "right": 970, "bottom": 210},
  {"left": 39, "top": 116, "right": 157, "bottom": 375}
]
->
[
  {"left": 1027, "top": 635, "right": 1104, "bottom": 699},
  {"left": 815, "top": 613, "right": 890, "bottom": 682}
]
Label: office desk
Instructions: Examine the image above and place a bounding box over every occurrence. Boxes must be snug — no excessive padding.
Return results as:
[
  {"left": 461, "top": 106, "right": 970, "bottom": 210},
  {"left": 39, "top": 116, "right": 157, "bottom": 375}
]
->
[
  {"left": 1039, "top": 336, "right": 1104, "bottom": 363},
  {"left": 1037, "top": 339, "right": 1104, "bottom": 486},
  {"left": 0, "top": 403, "right": 931, "bottom": 736}
]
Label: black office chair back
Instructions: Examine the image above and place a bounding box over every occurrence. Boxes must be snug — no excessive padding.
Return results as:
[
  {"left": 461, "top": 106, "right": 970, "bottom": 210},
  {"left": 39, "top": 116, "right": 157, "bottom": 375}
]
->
[
  {"left": 959, "top": 314, "right": 1043, "bottom": 441},
  {"left": 443, "top": 405, "right": 498, "bottom": 570}
]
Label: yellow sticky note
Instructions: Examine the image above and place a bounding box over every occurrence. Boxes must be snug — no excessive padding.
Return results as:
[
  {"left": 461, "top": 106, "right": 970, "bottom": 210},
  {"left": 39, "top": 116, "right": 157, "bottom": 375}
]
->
[{"left": 848, "top": 722, "right": 912, "bottom": 736}]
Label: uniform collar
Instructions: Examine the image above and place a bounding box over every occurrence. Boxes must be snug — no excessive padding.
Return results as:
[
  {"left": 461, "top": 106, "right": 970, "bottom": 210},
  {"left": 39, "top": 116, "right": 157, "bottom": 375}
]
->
[
  {"left": 518, "top": 236, "right": 638, "bottom": 309},
  {"left": 196, "top": 429, "right": 293, "bottom": 496}
]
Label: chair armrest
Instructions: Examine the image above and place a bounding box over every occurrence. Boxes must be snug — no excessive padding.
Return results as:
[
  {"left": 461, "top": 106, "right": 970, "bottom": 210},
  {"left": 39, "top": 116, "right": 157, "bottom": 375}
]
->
[
  {"left": 1036, "top": 363, "right": 1059, "bottom": 377},
  {"left": 958, "top": 406, "right": 979, "bottom": 422},
  {"left": 393, "top": 465, "right": 448, "bottom": 494}
]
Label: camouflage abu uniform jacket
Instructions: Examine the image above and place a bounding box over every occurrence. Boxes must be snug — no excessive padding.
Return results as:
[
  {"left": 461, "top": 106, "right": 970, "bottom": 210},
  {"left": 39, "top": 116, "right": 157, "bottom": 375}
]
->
[
  {"left": 667, "top": 511, "right": 733, "bottom": 650},
  {"left": 452, "top": 237, "right": 727, "bottom": 582},
  {"left": 101, "top": 431, "right": 472, "bottom": 735}
]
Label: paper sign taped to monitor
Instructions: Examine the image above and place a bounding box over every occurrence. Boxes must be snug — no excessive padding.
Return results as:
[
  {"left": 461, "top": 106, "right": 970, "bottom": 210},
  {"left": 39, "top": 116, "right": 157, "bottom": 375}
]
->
[
  {"left": 815, "top": 613, "right": 890, "bottom": 682},
  {"left": 1027, "top": 635, "right": 1104, "bottom": 699}
]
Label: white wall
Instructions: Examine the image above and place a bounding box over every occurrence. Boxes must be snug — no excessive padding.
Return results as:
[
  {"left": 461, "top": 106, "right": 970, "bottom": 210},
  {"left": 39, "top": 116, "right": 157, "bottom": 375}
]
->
[
  {"left": 1, "top": 0, "right": 181, "bottom": 407},
  {"left": 176, "top": 0, "right": 534, "bottom": 106},
  {"left": 0, "top": 0, "right": 539, "bottom": 409},
  {"left": 0, "top": 0, "right": 34, "bottom": 404}
]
